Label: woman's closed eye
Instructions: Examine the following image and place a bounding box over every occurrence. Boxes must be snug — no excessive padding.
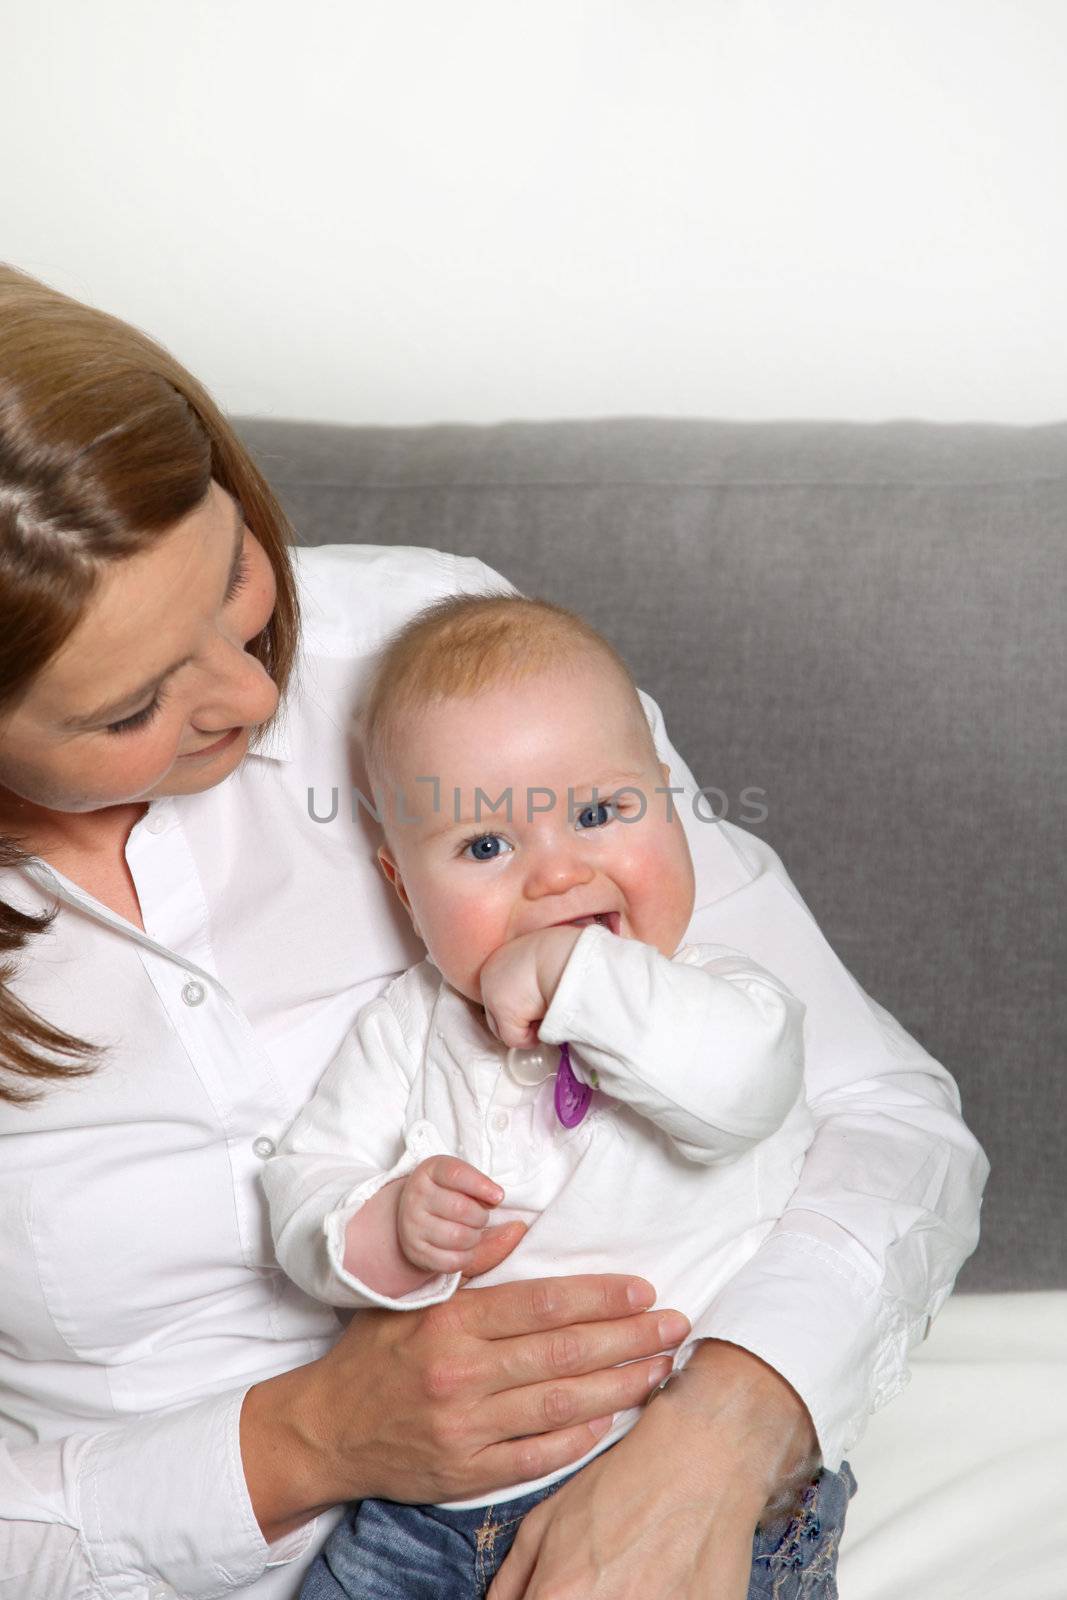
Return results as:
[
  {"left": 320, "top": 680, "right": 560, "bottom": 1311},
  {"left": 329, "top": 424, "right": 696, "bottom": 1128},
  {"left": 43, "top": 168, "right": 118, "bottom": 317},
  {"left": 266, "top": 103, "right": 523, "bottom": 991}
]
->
[
  {"left": 103, "top": 552, "right": 253, "bottom": 736},
  {"left": 106, "top": 684, "right": 170, "bottom": 736},
  {"left": 224, "top": 549, "right": 251, "bottom": 603}
]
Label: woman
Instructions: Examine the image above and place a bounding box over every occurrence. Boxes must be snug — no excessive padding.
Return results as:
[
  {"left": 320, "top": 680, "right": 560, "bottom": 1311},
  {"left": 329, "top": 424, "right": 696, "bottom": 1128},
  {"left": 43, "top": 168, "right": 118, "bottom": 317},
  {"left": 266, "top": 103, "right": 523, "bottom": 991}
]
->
[{"left": 0, "top": 264, "right": 987, "bottom": 1600}]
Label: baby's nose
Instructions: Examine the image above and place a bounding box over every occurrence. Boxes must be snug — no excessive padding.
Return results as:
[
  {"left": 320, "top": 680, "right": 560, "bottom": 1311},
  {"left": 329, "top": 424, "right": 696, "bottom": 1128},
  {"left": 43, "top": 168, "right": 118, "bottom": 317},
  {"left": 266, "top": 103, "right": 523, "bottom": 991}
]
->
[{"left": 523, "top": 849, "right": 596, "bottom": 899}]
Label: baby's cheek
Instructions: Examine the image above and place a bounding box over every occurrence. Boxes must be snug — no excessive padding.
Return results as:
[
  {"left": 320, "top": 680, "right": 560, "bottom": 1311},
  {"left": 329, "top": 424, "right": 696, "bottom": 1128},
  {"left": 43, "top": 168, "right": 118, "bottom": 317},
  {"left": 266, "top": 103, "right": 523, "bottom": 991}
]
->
[
  {"left": 630, "top": 824, "right": 695, "bottom": 944},
  {"left": 424, "top": 893, "right": 504, "bottom": 998}
]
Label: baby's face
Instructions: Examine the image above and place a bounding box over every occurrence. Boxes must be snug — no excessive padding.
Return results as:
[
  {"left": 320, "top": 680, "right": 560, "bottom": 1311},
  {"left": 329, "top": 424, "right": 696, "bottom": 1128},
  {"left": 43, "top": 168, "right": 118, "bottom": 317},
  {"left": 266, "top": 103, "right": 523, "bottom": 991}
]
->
[{"left": 377, "top": 655, "right": 696, "bottom": 1005}]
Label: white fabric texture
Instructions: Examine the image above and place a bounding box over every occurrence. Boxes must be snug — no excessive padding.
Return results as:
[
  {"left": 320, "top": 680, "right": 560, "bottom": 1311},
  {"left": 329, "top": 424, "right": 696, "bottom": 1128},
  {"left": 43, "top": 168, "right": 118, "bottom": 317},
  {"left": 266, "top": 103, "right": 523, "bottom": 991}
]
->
[
  {"left": 266, "top": 931, "right": 813, "bottom": 1507},
  {"left": 0, "top": 544, "right": 988, "bottom": 1598},
  {"left": 839, "top": 1291, "right": 1067, "bottom": 1600}
]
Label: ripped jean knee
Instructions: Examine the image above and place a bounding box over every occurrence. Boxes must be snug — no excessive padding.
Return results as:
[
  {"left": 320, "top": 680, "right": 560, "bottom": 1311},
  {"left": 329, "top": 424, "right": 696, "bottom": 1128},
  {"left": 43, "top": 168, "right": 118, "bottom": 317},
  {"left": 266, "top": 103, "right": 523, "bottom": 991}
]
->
[{"left": 750, "top": 1461, "right": 858, "bottom": 1600}]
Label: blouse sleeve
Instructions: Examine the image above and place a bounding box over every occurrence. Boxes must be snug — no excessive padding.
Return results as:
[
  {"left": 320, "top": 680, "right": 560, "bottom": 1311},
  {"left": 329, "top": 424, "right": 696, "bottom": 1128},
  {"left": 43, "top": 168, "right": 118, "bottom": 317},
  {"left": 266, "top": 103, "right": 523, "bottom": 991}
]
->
[
  {"left": 640, "top": 690, "right": 990, "bottom": 1471},
  {"left": 0, "top": 1389, "right": 315, "bottom": 1600}
]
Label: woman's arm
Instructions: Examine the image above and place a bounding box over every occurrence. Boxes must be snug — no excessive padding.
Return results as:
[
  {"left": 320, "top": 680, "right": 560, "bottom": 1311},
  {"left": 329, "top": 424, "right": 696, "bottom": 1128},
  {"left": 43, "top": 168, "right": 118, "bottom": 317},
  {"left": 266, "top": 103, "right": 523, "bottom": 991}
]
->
[
  {"left": 0, "top": 1264, "right": 686, "bottom": 1599},
  {"left": 489, "top": 1338, "right": 818, "bottom": 1600},
  {"left": 644, "top": 694, "right": 988, "bottom": 1466},
  {"left": 241, "top": 1264, "right": 689, "bottom": 1544}
]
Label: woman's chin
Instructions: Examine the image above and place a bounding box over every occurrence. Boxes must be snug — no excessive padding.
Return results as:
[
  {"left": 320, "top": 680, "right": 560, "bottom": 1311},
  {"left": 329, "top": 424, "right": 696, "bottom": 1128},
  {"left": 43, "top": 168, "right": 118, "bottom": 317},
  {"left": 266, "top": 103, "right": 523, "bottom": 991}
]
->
[{"left": 157, "top": 727, "right": 251, "bottom": 796}]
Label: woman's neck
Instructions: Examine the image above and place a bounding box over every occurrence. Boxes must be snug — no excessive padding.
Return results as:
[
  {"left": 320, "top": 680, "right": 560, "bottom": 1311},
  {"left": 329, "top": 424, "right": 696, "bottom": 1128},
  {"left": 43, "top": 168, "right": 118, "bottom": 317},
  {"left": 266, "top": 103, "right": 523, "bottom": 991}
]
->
[
  {"left": 0, "top": 790, "right": 150, "bottom": 928},
  {"left": 0, "top": 788, "right": 148, "bottom": 869}
]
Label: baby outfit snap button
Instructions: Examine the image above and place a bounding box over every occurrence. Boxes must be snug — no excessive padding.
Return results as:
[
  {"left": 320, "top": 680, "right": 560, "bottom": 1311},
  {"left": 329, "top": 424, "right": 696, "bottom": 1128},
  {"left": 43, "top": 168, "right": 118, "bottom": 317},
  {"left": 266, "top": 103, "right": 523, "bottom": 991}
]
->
[
  {"left": 491, "top": 1111, "right": 510, "bottom": 1133},
  {"left": 252, "top": 1136, "right": 276, "bottom": 1159},
  {"left": 181, "top": 980, "right": 206, "bottom": 1007}
]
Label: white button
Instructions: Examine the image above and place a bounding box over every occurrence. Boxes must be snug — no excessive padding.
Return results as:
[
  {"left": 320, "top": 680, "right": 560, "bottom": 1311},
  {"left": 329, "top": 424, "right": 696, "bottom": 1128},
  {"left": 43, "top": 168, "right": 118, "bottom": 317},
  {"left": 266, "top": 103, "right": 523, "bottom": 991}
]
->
[
  {"left": 145, "top": 810, "right": 168, "bottom": 835},
  {"left": 252, "top": 1136, "right": 276, "bottom": 1159},
  {"left": 491, "top": 1110, "right": 509, "bottom": 1133},
  {"left": 148, "top": 1585, "right": 177, "bottom": 1600},
  {"left": 181, "top": 980, "right": 206, "bottom": 1007}
]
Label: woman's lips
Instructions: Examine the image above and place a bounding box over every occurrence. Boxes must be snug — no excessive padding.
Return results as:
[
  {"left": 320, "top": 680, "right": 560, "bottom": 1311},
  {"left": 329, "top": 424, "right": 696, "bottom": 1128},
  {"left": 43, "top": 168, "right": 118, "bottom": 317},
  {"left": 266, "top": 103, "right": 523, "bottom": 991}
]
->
[{"left": 179, "top": 726, "right": 242, "bottom": 760}]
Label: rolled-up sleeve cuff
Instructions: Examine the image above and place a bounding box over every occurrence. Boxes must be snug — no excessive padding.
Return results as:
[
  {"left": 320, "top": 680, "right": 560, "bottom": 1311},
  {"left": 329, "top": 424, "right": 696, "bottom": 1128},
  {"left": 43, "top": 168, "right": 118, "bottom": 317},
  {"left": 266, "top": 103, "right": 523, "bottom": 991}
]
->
[
  {"left": 689, "top": 1230, "right": 910, "bottom": 1472},
  {"left": 79, "top": 1384, "right": 313, "bottom": 1599},
  {"left": 322, "top": 1120, "right": 461, "bottom": 1311}
]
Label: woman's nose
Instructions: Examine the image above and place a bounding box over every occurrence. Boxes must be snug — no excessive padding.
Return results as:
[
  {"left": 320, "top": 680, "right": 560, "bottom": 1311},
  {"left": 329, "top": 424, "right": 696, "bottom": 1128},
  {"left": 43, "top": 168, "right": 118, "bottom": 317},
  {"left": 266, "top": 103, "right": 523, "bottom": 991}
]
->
[{"left": 191, "top": 639, "right": 279, "bottom": 733}]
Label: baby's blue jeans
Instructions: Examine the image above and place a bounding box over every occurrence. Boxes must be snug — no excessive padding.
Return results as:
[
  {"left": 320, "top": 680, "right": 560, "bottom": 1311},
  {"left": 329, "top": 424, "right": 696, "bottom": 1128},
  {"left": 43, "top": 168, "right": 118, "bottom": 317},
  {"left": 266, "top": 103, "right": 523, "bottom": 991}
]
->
[{"left": 300, "top": 1458, "right": 857, "bottom": 1600}]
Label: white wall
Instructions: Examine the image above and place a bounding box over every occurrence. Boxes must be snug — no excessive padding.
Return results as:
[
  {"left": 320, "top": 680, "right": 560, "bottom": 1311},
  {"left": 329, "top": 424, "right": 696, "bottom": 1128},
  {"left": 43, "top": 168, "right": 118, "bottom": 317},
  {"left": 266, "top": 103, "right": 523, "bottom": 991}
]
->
[{"left": 4, "top": 0, "right": 1065, "bottom": 425}]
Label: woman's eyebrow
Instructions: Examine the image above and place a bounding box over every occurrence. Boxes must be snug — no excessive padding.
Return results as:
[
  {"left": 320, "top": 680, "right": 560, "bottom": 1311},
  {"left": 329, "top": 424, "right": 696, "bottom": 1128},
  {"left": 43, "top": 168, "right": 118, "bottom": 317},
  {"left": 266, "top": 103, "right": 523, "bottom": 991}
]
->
[{"left": 62, "top": 506, "right": 246, "bottom": 729}]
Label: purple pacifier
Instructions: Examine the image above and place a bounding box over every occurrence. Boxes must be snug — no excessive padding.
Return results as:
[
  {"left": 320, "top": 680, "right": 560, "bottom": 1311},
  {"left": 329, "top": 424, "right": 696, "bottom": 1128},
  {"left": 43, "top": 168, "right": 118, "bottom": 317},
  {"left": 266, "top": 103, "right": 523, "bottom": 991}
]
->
[{"left": 554, "top": 1041, "right": 593, "bottom": 1127}]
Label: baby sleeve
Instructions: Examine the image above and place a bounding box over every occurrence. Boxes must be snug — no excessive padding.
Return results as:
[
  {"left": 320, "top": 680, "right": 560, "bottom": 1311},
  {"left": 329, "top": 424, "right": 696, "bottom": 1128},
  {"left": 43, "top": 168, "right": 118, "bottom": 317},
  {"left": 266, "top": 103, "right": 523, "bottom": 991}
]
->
[
  {"left": 538, "top": 925, "right": 806, "bottom": 1163},
  {"left": 263, "top": 978, "right": 463, "bottom": 1312}
]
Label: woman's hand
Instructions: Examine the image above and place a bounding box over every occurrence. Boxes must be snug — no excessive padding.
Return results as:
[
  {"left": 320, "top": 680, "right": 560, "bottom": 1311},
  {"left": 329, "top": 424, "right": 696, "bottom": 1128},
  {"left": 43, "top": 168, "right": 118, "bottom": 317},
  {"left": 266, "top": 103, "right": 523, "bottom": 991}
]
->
[
  {"left": 489, "top": 1339, "right": 820, "bottom": 1600},
  {"left": 240, "top": 1226, "right": 689, "bottom": 1543}
]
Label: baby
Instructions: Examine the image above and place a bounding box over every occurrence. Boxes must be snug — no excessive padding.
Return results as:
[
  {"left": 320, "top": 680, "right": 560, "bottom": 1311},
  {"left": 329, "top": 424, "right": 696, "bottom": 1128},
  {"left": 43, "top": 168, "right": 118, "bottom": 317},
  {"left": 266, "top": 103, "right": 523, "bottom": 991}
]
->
[{"left": 265, "top": 593, "right": 817, "bottom": 1600}]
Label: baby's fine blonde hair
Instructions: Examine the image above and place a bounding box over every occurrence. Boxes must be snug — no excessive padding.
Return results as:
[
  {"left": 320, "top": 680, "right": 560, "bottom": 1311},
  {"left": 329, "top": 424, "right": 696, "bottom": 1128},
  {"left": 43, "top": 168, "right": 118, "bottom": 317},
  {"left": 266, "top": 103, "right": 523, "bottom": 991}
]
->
[{"left": 361, "top": 592, "right": 654, "bottom": 791}]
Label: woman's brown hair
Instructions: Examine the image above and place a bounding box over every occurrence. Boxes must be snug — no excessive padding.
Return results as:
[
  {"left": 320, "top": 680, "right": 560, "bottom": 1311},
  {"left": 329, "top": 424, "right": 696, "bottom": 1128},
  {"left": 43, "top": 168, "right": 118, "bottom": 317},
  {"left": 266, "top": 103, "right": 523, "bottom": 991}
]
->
[{"left": 0, "top": 265, "right": 301, "bottom": 1101}]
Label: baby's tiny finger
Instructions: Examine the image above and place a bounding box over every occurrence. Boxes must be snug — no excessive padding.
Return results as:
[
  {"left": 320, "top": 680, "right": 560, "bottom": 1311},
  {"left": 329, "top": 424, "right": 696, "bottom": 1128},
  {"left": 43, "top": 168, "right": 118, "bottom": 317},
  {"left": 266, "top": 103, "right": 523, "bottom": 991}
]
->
[
  {"left": 428, "top": 1190, "right": 493, "bottom": 1229},
  {"left": 434, "top": 1158, "right": 504, "bottom": 1206},
  {"left": 425, "top": 1216, "right": 488, "bottom": 1253},
  {"left": 419, "top": 1243, "right": 478, "bottom": 1275}
]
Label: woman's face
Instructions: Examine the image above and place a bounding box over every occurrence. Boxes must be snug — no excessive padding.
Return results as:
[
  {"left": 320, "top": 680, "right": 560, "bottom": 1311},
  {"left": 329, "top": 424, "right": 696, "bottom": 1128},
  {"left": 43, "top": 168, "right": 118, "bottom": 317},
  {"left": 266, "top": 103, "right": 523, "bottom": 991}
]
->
[{"left": 0, "top": 481, "right": 280, "bottom": 813}]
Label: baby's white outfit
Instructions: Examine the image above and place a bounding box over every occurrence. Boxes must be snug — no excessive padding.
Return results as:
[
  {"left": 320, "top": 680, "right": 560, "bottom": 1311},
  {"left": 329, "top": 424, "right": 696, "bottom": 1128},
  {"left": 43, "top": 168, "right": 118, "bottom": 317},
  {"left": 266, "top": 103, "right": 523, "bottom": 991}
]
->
[{"left": 266, "top": 922, "right": 813, "bottom": 1507}]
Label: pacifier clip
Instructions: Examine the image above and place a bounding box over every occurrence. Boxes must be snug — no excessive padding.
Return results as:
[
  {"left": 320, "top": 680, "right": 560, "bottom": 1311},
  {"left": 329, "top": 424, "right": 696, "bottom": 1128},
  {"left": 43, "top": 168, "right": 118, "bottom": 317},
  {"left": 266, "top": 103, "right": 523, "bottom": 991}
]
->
[{"left": 553, "top": 1042, "right": 593, "bottom": 1127}]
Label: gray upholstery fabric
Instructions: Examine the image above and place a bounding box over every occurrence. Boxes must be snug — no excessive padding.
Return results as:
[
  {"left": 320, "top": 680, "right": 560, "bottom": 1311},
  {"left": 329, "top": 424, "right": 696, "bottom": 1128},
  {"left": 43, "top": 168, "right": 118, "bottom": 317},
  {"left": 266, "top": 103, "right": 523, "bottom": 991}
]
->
[{"left": 236, "top": 417, "right": 1067, "bottom": 1293}]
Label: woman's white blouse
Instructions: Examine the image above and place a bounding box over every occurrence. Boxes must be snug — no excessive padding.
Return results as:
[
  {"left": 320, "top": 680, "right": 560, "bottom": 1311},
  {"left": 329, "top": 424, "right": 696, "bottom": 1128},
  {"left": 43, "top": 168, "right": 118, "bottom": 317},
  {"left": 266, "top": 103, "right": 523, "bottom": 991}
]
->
[{"left": 0, "top": 545, "right": 989, "bottom": 1600}]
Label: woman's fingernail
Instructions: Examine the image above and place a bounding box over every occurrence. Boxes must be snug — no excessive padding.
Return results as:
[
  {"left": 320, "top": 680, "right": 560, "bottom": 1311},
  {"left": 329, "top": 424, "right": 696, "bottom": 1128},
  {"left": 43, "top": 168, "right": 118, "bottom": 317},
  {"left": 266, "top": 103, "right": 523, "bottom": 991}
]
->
[
  {"left": 588, "top": 1414, "right": 613, "bottom": 1437},
  {"left": 626, "top": 1280, "right": 655, "bottom": 1308},
  {"left": 657, "top": 1311, "right": 690, "bottom": 1343},
  {"left": 646, "top": 1359, "right": 673, "bottom": 1389}
]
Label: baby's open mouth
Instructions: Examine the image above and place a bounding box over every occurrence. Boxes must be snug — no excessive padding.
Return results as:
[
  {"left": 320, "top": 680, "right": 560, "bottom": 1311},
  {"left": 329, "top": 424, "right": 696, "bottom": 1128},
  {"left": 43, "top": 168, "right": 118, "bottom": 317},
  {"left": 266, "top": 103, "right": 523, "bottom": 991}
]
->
[{"left": 565, "top": 911, "right": 621, "bottom": 935}]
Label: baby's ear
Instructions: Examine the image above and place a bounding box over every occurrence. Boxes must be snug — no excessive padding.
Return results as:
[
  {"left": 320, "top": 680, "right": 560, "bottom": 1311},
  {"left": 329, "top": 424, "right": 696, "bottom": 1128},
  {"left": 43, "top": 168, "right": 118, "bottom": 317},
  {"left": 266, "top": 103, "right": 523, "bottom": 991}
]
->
[{"left": 377, "top": 844, "right": 419, "bottom": 933}]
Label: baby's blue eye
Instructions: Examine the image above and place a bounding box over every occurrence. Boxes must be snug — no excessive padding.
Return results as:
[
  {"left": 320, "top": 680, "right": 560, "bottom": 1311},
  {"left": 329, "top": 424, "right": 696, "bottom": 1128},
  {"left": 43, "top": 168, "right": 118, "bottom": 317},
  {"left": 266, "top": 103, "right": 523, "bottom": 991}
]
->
[
  {"left": 575, "top": 801, "right": 614, "bottom": 830},
  {"left": 463, "top": 834, "right": 513, "bottom": 862}
]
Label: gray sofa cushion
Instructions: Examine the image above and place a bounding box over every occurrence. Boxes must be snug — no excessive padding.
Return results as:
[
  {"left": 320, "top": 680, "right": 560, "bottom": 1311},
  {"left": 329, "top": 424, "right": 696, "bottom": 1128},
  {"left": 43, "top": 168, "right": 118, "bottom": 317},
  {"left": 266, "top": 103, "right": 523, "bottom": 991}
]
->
[{"left": 237, "top": 416, "right": 1067, "bottom": 1293}]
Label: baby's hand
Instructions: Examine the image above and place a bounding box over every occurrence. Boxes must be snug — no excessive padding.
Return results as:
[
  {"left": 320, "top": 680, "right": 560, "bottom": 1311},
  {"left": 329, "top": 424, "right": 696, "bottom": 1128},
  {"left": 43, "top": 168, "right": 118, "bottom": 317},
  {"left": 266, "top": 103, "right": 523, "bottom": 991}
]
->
[
  {"left": 397, "top": 1157, "right": 504, "bottom": 1275},
  {"left": 479, "top": 926, "right": 583, "bottom": 1048}
]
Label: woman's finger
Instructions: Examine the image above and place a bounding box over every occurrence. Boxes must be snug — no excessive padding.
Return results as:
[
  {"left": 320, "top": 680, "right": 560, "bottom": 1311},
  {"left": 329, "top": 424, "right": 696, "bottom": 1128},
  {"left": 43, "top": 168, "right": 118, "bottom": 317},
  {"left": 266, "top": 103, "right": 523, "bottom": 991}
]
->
[
  {"left": 481, "top": 1353, "right": 673, "bottom": 1445},
  {"left": 452, "top": 1273, "right": 657, "bottom": 1340},
  {"left": 471, "top": 1419, "right": 616, "bottom": 1512},
  {"left": 473, "top": 1306, "right": 689, "bottom": 1393},
  {"left": 486, "top": 1507, "right": 541, "bottom": 1600}
]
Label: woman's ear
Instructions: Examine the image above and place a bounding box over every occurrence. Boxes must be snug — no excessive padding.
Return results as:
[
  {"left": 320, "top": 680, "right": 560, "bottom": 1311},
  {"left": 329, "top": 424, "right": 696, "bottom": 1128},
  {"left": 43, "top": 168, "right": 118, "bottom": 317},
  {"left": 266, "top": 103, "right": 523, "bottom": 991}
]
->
[{"left": 377, "top": 844, "right": 420, "bottom": 934}]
